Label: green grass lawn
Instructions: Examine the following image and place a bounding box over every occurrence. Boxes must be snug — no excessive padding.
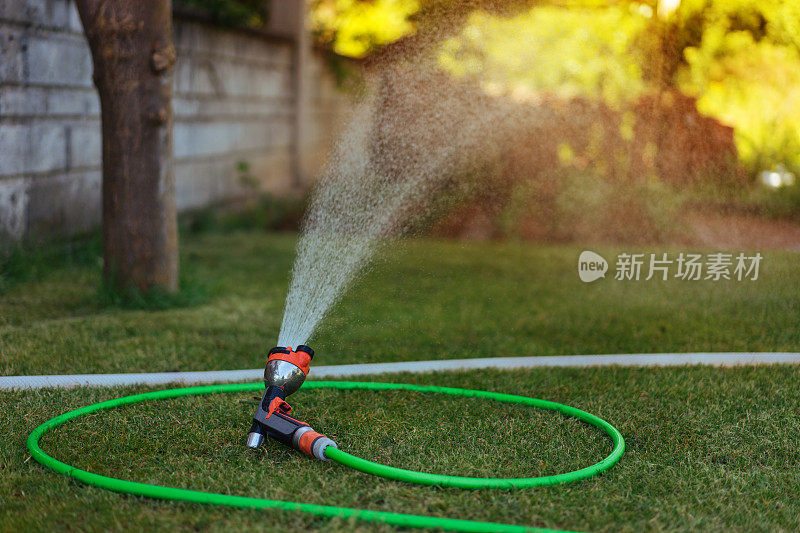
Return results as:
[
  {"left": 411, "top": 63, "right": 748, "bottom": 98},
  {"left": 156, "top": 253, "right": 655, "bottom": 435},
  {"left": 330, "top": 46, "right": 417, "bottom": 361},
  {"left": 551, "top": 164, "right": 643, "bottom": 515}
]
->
[
  {"left": 2, "top": 231, "right": 800, "bottom": 531},
  {"left": 2, "top": 231, "right": 799, "bottom": 375},
  {"left": 4, "top": 367, "right": 800, "bottom": 531}
]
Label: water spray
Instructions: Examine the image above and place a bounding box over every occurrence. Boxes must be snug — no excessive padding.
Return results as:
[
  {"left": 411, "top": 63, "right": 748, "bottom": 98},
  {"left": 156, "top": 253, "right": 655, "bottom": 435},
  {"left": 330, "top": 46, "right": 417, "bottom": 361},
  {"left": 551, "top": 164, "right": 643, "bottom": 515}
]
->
[
  {"left": 245, "top": 345, "right": 337, "bottom": 460},
  {"left": 24, "top": 58, "right": 631, "bottom": 530}
]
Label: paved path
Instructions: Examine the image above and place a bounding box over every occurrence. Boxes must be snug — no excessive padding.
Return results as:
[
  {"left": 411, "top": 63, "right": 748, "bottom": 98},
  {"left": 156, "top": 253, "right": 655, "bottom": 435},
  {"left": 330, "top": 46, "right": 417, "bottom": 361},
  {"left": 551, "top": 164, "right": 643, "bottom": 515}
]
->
[{"left": 2, "top": 352, "right": 799, "bottom": 390}]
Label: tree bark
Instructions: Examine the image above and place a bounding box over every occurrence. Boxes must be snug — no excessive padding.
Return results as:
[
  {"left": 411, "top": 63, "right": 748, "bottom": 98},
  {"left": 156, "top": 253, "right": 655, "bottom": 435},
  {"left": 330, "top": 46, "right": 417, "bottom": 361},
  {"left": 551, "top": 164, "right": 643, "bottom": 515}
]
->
[{"left": 76, "top": 0, "right": 178, "bottom": 292}]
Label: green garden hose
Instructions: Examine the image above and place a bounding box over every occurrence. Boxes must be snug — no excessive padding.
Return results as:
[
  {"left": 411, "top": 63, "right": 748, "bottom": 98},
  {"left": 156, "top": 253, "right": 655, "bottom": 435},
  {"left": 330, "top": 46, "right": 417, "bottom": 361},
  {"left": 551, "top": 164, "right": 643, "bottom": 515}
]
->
[{"left": 27, "top": 381, "right": 625, "bottom": 532}]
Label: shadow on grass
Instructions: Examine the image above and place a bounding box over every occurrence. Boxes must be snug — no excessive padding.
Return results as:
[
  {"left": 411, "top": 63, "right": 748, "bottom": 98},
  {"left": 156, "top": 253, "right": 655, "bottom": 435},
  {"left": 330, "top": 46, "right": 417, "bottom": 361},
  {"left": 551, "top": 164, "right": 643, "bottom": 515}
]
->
[
  {"left": 0, "top": 234, "right": 103, "bottom": 295},
  {"left": 1, "top": 233, "right": 213, "bottom": 312},
  {"left": 96, "top": 268, "right": 211, "bottom": 311}
]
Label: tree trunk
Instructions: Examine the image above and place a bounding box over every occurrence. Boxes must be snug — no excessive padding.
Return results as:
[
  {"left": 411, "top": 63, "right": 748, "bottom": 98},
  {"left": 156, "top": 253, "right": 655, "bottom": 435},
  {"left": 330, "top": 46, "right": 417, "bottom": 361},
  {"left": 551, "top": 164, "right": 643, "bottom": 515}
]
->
[{"left": 76, "top": 0, "right": 178, "bottom": 292}]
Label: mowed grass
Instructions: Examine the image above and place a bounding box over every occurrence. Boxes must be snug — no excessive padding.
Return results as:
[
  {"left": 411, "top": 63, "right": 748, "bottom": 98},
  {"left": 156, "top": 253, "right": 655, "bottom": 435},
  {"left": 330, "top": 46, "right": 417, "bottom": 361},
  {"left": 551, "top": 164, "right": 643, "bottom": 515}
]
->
[
  {"left": 2, "top": 230, "right": 800, "bottom": 531},
  {"left": 3, "top": 366, "right": 800, "bottom": 531},
  {"left": 1, "top": 231, "right": 799, "bottom": 375}
]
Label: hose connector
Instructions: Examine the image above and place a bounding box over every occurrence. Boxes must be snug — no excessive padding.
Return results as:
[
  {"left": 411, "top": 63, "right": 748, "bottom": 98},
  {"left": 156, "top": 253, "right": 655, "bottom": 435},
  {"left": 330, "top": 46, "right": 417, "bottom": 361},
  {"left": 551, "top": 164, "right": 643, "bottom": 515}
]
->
[{"left": 292, "top": 425, "right": 338, "bottom": 461}]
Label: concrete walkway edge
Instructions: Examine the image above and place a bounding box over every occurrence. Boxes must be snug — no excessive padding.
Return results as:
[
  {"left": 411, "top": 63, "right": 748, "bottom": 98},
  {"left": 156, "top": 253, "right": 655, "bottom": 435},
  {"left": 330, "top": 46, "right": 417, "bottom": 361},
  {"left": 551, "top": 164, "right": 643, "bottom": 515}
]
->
[{"left": 2, "top": 352, "right": 799, "bottom": 390}]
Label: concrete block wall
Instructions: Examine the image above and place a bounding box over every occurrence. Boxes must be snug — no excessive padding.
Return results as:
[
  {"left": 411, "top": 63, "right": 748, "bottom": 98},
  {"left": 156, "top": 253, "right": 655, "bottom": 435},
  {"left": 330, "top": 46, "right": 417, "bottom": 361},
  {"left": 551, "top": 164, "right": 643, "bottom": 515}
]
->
[
  {"left": 0, "top": 0, "right": 98, "bottom": 241},
  {"left": 171, "top": 18, "right": 298, "bottom": 212},
  {"left": 0, "top": 0, "right": 352, "bottom": 242}
]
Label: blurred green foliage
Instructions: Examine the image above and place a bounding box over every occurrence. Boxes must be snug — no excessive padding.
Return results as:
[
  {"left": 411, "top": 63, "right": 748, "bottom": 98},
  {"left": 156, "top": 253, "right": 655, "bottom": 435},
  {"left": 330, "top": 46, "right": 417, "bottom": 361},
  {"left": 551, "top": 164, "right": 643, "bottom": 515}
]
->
[
  {"left": 675, "top": 1, "right": 800, "bottom": 177},
  {"left": 314, "top": 0, "right": 799, "bottom": 191},
  {"left": 178, "top": 0, "right": 268, "bottom": 28},
  {"left": 181, "top": 194, "right": 307, "bottom": 235}
]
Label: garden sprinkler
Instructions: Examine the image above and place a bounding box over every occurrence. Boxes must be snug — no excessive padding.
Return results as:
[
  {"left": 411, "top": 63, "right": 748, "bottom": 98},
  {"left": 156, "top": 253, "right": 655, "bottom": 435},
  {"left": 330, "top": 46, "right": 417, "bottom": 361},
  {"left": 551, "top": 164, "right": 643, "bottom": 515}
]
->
[{"left": 245, "top": 345, "right": 337, "bottom": 461}]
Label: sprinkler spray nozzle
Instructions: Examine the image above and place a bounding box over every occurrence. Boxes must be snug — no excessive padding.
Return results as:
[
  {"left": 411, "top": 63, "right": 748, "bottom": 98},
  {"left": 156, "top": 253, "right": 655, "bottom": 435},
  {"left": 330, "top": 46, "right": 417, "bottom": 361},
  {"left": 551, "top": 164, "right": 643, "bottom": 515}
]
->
[{"left": 245, "top": 345, "right": 337, "bottom": 461}]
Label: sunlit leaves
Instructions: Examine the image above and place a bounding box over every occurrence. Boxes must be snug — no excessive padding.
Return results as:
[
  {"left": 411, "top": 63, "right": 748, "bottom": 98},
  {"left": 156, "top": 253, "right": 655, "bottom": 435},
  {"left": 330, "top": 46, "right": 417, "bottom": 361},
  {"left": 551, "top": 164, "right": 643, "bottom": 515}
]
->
[
  {"left": 437, "top": 6, "right": 649, "bottom": 104},
  {"left": 675, "top": 0, "right": 800, "bottom": 174},
  {"left": 310, "top": 0, "right": 420, "bottom": 58}
]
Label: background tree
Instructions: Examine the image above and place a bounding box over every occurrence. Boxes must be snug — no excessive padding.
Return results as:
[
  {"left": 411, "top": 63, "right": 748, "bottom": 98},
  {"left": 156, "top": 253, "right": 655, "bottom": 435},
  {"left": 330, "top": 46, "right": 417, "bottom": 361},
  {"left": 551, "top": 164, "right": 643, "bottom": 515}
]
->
[{"left": 76, "top": 0, "right": 179, "bottom": 293}]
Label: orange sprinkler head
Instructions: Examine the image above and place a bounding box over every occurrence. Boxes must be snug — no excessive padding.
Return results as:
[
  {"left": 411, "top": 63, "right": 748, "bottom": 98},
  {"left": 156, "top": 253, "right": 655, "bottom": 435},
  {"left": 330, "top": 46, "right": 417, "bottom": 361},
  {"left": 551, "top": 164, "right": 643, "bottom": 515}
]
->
[{"left": 263, "top": 345, "right": 314, "bottom": 395}]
